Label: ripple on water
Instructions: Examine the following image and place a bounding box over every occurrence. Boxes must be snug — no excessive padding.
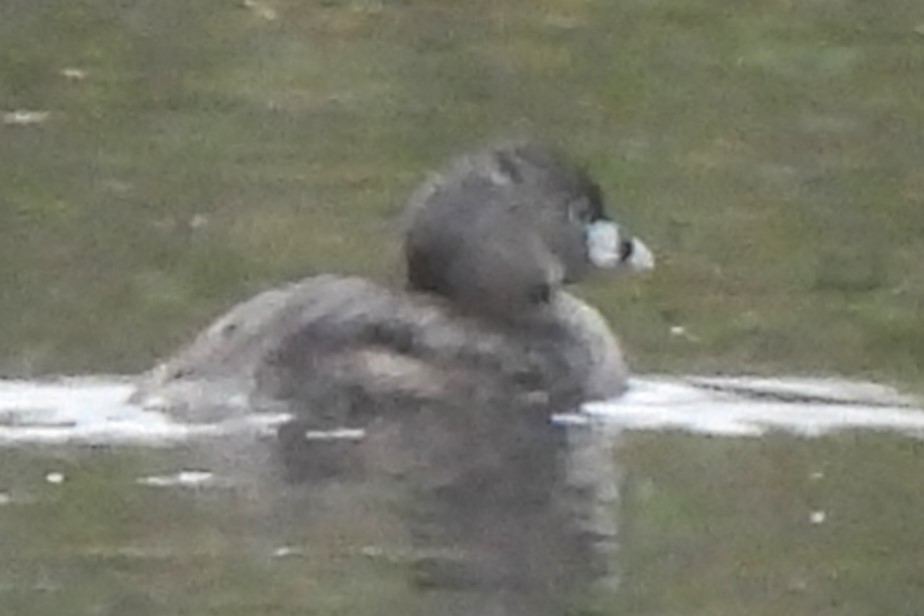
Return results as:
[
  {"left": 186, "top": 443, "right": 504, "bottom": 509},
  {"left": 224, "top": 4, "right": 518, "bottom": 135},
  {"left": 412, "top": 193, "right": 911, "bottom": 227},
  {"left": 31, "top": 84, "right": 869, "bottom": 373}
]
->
[{"left": 0, "top": 374, "right": 922, "bottom": 446}]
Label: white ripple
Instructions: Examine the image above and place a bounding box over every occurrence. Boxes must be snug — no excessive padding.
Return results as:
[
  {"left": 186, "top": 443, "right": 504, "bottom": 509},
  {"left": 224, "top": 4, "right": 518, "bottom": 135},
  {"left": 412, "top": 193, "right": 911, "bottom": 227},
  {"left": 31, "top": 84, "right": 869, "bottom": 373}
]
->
[{"left": 0, "top": 374, "right": 922, "bottom": 446}]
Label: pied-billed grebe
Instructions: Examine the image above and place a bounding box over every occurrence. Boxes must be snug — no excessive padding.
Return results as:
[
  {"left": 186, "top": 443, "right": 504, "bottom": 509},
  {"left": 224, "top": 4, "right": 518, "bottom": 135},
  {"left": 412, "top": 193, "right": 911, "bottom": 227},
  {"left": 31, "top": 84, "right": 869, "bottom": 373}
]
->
[{"left": 132, "top": 143, "right": 653, "bottom": 436}]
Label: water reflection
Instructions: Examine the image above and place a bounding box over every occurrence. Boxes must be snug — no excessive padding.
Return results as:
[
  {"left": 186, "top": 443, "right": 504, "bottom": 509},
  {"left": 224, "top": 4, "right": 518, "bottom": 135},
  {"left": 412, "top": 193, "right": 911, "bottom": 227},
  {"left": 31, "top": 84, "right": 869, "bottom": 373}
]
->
[
  {"left": 277, "top": 393, "right": 621, "bottom": 615},
  {"left": 2, "top": 376, "right": 924, "bottom": 614},
  {"left": 406, "top": 414, "right": 617, "bottom": 615}
]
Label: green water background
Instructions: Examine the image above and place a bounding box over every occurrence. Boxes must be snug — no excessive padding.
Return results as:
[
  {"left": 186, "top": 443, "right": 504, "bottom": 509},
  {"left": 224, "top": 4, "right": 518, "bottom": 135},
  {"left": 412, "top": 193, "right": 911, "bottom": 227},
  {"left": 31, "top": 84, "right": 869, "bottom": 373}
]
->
[
  {"left": 2, "top": 2, "right": 924, "bottom": 614},
  {"left": 2, "top": 0, "right": 922, "bottom": 389}
]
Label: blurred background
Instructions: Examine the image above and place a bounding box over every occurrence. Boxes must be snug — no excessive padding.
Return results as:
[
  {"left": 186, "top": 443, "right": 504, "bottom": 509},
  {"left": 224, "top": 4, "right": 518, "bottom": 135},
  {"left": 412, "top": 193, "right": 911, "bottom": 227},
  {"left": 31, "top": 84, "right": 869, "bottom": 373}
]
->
[
  {"left": 3, "top": 3, "right": 924, "bottom": 615},
  {"left": 2, "top": 0, "right": 923, "bottom": 390}
]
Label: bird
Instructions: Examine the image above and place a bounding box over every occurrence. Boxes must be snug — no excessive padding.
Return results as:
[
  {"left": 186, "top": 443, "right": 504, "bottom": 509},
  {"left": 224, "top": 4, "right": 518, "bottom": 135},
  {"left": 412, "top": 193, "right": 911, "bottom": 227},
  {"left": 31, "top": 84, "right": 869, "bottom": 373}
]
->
[{"left": 131, "top": 141, "right": 653, "bottom": 479}]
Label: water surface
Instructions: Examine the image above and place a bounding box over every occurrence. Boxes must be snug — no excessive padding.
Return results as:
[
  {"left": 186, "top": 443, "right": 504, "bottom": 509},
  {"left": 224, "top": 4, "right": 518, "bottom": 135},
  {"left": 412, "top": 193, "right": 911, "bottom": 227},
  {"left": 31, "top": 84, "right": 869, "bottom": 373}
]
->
[{"left": 2, "top": 375, "right": 923, "bottom": 614}]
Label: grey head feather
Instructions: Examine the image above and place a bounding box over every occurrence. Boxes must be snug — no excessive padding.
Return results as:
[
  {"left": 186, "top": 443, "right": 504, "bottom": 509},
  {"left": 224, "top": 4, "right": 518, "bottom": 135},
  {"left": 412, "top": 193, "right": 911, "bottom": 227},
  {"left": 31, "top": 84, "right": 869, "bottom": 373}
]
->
[{"left": 404, "top": 142, "right": 616, "bottom": 317}]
